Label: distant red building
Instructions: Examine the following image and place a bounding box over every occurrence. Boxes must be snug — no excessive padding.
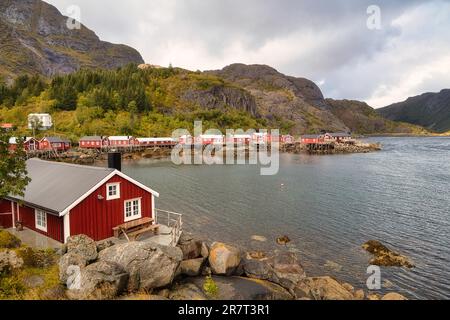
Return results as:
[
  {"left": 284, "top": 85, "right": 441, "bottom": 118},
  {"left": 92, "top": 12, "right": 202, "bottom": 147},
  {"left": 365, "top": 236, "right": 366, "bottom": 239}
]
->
[
  {"left": 79, "top": 136, "right": 109, "bottom": 149},
  {"left": 108, "top": 136, "right": 138, "bottom": 147},
  {"left": 39, "top": 137, "right": 71, "bottom": 151},
  {"left": 8, "top": 137, "right": 39, "bottom": 152}
]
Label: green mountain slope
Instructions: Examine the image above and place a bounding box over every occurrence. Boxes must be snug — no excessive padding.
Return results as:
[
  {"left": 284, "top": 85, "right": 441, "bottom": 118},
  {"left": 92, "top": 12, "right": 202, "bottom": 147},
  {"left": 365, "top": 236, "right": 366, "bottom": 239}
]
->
[
  {"left": 0, "top": 0, "right": 143, "bottom": 82},
  {"left": 377, "top": 89, "right": 450, "bottom": 133}
]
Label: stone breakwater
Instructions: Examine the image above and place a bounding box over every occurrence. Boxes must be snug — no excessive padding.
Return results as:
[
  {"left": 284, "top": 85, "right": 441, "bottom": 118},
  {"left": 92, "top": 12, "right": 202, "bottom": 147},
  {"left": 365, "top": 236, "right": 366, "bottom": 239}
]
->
[{"left": 53, "top": 233, "right": 408, "bottom": 301}]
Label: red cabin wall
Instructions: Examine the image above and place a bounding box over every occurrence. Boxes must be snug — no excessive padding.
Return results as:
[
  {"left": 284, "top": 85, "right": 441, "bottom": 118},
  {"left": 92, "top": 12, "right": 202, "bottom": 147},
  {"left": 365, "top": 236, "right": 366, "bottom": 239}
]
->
[
  {"left": 69, "top": 175, "right": 153, "bottom": 241},
  {"left": 0, "top": 199, "right": 13, "bottom": 228},
  {"left": 18, "top": 204, "right": 64, "bottom": 242}
]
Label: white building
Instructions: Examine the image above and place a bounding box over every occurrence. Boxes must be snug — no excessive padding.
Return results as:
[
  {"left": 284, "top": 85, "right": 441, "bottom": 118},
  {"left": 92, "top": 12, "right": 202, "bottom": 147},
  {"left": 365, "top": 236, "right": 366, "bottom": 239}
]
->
[{"left": 28, "top": 113, "right": 53, "bottom": 130}]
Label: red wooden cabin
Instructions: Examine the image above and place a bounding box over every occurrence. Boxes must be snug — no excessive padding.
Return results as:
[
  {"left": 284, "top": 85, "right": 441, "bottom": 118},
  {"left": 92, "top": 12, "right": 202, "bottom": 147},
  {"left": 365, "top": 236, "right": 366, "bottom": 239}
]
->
[
  {"left": 0, "top": 158, "right": 160, "bottom": 243},
  {"left": 8, "top": 137, "right": 39, "bottom": 152},
  {"left": 40, "top": 137, "right": 71, "bottom": 151},
  {"left": 108, "top": 136, "right": 138, "bottom": 147},
  {"left": 137, "top": 138, "right": 176, "bottom": 147},
  {"left": 301, "top": 134, "right": 325, "bottom": 144},
  {"left": 79, "top": 136, "right": 109, "bottom": 149}
]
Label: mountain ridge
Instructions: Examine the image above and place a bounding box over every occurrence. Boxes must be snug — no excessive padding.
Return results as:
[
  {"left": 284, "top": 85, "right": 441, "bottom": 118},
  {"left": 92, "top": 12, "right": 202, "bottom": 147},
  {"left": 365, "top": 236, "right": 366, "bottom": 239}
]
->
[
  {"left": 0, "top": 0, "right": 144, "bottom": 82},
  {"left": 378, "top": 89, "right": 450, "bottom": 133}
]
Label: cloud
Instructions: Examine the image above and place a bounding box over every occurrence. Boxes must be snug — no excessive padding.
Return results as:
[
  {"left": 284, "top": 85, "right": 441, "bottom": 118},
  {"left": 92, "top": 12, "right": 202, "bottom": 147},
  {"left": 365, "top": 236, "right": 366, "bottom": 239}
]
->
[{"left": 45, "top": 0, "right": 450, "bottom": 107}]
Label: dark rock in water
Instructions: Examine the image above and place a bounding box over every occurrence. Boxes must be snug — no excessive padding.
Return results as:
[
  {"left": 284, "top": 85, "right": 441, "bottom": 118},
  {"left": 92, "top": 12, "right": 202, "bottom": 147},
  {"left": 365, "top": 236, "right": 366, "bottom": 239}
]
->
[
  {"left": 183, "top": 276, "right": 293, "bottom": 300},
  {"left": 362, "top": 240, "right": 415, "bottom": 268},
  {"left": 276, "top": 236, "right": 291, "bottom": 245}
]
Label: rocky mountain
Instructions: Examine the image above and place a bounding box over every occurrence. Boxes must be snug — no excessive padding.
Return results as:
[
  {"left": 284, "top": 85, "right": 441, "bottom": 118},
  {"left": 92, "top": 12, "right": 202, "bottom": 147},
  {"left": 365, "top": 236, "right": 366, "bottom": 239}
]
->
[
  {"left": 378, "top": 89, "right": 450, "bottom": 133},
  {"left": 326, "top": 99, "right": 426, "bottom": 134},
  {"left": 207, "top": 64, "right": 423, "bottom": 134},
  {"left": 0, "top": 0, "right": 144, "bottom": 82},
  {"left": 208, "top": 64, "right": 348, "bottom": 134}
]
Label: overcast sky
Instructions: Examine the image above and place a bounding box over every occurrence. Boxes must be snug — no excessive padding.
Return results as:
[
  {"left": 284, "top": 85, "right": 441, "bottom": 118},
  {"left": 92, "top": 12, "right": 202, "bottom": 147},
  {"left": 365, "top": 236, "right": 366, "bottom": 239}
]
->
[{"left": 46, "top": 0, "right": 450, "bottom": 108}]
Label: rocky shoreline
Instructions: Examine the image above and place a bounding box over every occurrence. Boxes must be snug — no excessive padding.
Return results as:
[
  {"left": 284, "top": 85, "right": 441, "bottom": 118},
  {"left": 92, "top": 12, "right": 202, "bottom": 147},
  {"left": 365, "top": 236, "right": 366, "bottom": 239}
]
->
[{"left": 0, "top": 230, "right": 411, "bottom": 300}]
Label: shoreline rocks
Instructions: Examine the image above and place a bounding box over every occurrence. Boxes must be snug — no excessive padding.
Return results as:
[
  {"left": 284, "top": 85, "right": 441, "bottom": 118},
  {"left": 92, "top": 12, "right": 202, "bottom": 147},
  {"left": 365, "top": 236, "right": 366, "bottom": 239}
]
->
[
  {"left": 362, "top": 240, "right": 415, "bottom": 268},
  {"left": 209, "top": 242, "right": 241, "bottom": 276}
]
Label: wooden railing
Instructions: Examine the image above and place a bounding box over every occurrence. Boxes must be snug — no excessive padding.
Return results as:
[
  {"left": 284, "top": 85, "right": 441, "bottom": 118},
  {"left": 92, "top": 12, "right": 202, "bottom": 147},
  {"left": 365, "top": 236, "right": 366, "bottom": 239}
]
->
[{"left": 155, "top": 209, "right": 183, "bottom": 246}]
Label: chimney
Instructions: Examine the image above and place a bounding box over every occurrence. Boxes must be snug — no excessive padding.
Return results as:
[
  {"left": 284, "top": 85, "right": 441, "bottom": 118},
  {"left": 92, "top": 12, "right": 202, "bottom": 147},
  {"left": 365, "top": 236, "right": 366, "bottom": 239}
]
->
[{"left": 108, "top": 152, "right": 122, "bottom": 172}]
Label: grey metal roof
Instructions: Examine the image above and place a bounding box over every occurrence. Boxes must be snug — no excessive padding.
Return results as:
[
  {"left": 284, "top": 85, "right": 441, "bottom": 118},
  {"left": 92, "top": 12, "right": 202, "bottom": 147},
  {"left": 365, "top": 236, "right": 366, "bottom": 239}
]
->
[
  {"left": 9, "top": 159, "right": 115, "bottom": 214},
  {"left": 43, "top": 137, "right": 71, "bottom": 143},
  {"left": 302, "top": 134, "right": 322, "bottom": 139},
  {"left": 80, "top": 136, "right": 103, "bottom": 141}
]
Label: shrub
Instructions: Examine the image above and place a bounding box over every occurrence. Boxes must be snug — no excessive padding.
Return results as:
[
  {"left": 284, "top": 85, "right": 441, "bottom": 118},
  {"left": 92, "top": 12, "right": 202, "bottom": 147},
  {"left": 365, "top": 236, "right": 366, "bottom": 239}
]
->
[
  {"left": 0, "top": 231, "right": 21, "bottom": 249},
  {"left": 17, "top": 247, "right": 56, "bottom": 268},
  {"left": 203, "top": 275, "right": 219, "bottom": 298}
]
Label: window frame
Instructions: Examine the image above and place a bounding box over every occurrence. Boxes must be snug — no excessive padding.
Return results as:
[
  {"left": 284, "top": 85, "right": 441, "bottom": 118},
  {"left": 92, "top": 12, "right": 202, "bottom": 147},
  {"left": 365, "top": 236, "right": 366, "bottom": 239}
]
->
[
  {"left": 35, "top": 209, "right": 48, "bottom": 232},
  {"left": 124, "top": 198, "right": 142, "bottom": 222},
  {"left": 106, "top": 182, "right": 121, "bottom": 200}
]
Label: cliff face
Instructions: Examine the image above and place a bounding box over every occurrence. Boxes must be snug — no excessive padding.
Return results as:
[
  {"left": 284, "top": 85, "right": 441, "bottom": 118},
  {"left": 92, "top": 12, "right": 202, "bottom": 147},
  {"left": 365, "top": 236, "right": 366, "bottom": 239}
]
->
[
  {"left": 208, "top": 64, "right": 348, "bottom": 134},
  {"left": 0, "top": 0, "right": 144, "bottom": 81},
  {"left": 378, "top": 89, "right": 450, "bottom": 133}
]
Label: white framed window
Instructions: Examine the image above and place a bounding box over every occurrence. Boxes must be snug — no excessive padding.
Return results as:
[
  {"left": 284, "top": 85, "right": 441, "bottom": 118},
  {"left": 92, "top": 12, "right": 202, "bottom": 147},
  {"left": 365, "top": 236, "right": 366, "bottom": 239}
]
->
[
  {"left": 124, "top": 198, "right": 142, "bottom": 222},
  {"left": 106, "top": 182, "right": 121, "bottom": 200},
  {"left": 35, "top": 210, "right": 47, "bottom": 232}
]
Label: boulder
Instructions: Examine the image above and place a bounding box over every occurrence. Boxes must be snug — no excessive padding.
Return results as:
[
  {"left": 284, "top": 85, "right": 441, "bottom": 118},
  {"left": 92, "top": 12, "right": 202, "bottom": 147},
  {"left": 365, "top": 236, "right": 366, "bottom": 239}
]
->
[
  {"left": 66, "top": 261, "right": 129, "bottom": 300},
  {"left": 0, "top": 250, "right": 24, "bottom": 273},
  {"left": 99, "top": 241, "right": 183, "bottom": 291},
  {"left": 209, "top": 242, "right": 241, "bottom": 276},
  {"left": 177, "top": 233, "right": 203, "bottom": 260},
  {"left": 178, "top": 257, "right": 206, "bottom": 277},
  {"left": 362, "top": 240, "right": 414, "bottom": 268},
  {"left": 23, "top": 275, "right": 45, "bottom": 288},
  {"left": 67, "top": 235, "right": 98, "bottom": 263},
  {"left": 169, "top": 283, "right": 208, "bottom": 300},
  {"left": 243, "top": 251, "right": 305, "bottom": 292},
  {"left": 97, "top": 240, "right": 115, "bottom": 252},
  {"left": 201, "top": 242, "right": 209, "bottom": 258},
  {"left": 59, "top": 252, "right": 88, "bottom": 284},
  {"left": 271, "top": 251, "right": 306, "bottom": 292},
  {"left": 381, "top": 292, "right": 408, "bottom": 300},
  {"left": 294, "top": 276, "right": 355, "bottom": 300}
]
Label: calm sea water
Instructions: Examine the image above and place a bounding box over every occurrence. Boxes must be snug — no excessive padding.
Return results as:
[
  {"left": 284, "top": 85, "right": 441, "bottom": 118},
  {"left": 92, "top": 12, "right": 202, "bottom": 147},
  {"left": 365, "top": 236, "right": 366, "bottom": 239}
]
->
[{"left": 122, "top": 137, "right": 450, "bottom": 300}]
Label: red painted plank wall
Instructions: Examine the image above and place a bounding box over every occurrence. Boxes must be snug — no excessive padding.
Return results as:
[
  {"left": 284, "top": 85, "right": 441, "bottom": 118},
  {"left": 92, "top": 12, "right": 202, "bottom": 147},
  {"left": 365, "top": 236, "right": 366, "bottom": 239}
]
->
[
  {"left": 0, "top": 200, "right": 13, "bottom": 228},
  {"left": 19, "top": 205, "right": 64, "bottom": 242},
  {"left": 69, "top": 175, "right": 153, "bottom": 241}
]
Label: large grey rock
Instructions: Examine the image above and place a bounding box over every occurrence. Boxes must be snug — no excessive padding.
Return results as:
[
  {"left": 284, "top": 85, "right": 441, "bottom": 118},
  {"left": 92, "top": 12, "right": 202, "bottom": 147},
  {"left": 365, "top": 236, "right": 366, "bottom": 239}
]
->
[
  {"left": 294, "top": 276, "right": 355, "bottom": 300},
  {"left": 178, "top": 257, "right": 206, "bottom": 277},
  {"left": 66, "top": 261, "right": 129, "bottom": 300},
  {"left": 177, "top": 233, "right": 203, "bottom": 260},
  {"left": 59, "top": 252, "right": 88, "bottom": 284},
  {"left": 243, "top": 251, "right": 306, "bottom": 292},
  {"left": 209, "top": 242, "right": 241, "bottom": 276},
  {"left": 0, "top": 250, "right": 24, "bottom": 273},
  {"left": 67, "top": 235, "right": 98, "bottom": 263},
  {"left": 99, "top": 241, "right": 183, "bottom": 291},
  {"left": 169, "top": 283, "right": 208, "bottom": 300}
]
